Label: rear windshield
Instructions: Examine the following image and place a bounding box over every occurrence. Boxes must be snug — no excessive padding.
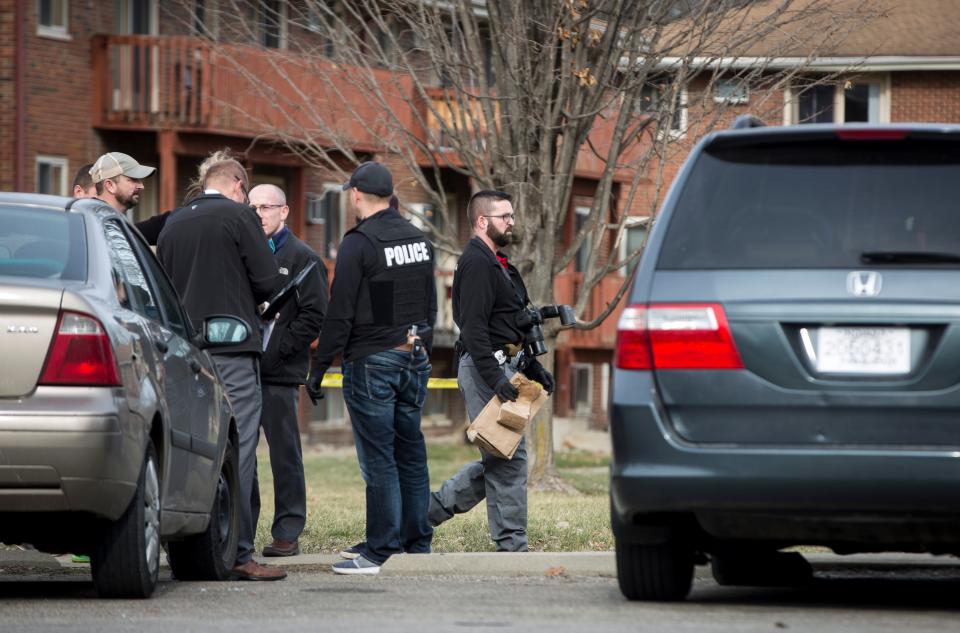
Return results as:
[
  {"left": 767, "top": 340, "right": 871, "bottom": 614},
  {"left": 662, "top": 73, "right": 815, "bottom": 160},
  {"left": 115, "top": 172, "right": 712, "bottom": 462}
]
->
[
  {"left": 0, "top": 205, "right": 86, "bottom": 280},
  {"left": 657, "top": 139, "right": 960, "bottom": 269}
]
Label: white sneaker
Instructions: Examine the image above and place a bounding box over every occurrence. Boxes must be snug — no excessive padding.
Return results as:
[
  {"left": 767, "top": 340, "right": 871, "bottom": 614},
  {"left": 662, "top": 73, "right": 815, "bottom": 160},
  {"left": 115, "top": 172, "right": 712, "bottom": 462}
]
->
[
  {"left": 340, "top": 543, "right": 363, "bottom": 560},
  {"left": 332, "top": 555, "right": 380, "bottom": 575}
]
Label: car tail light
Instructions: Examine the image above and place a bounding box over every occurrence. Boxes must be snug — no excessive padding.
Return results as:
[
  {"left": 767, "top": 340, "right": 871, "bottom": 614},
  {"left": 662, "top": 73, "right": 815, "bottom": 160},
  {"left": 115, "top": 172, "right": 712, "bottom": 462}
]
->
[
  {"left": 39, "top": 311, "right": 121, "bottom": 386},
  {"left": 615, "top": 303, "right": 743, "bottom": 370}
]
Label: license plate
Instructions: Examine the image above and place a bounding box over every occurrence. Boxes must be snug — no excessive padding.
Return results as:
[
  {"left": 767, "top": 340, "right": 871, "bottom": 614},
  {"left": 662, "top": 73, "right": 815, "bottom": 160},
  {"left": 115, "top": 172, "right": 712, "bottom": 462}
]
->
[{"left": 816, "top": 327, "right": 911, "bottom": 374}]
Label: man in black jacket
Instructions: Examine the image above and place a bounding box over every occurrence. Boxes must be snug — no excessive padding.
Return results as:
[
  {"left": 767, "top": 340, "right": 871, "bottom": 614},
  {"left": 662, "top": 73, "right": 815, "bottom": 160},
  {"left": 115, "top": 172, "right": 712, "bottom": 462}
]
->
[
  {"left": 427, "top": 190, "right": 554, "bottom": 552},
  {"left": 248, "top": 184, "right": 328, "bottom": 558},
  {"left": 306, "top": 162, "right": 436, "bottom": 575},
  {"left": 157, "top": 153, "right": 287, "bottom": 581}
]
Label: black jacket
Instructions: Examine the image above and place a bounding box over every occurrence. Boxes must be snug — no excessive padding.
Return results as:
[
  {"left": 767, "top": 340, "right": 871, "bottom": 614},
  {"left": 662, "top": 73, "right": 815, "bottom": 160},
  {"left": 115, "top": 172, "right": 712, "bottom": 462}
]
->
[
  {"left": 311, "top": 208, "right": 437, "bottom": 377},
  {"left": 156, "top": 192, "right": 282, "bottom": 356},
  {"left": 452, "top": 236, "right": 529, "bottom": 391},
  {"left": 260, "top": 228, "right": 328, "bottom": 385}
]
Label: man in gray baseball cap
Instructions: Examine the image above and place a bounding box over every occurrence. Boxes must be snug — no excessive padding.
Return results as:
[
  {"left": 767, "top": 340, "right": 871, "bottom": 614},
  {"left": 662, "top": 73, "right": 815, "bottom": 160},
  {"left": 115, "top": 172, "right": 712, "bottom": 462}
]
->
[{"left": 90, "top": 152, "right": 156, "bottom": 214}]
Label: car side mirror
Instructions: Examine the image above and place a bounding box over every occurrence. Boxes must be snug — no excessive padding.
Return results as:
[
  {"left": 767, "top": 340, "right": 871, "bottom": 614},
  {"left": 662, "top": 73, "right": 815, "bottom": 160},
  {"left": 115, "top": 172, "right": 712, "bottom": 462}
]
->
[{"left": 197, "top": 315, "right": 251, "bottom": 349}]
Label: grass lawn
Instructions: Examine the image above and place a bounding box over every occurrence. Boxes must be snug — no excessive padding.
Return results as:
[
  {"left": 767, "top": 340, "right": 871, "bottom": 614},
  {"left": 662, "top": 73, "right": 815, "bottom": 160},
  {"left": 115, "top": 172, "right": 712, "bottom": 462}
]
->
[{"left": 254, "top": 441, "right": 612, "bottom": 554}]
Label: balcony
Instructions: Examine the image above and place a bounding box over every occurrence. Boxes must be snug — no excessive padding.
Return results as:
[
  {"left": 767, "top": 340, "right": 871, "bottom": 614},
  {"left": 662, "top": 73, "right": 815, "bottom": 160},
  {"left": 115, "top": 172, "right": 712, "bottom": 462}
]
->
[{"left": 91, "top": 34, "right": 412, "bottom": 148}]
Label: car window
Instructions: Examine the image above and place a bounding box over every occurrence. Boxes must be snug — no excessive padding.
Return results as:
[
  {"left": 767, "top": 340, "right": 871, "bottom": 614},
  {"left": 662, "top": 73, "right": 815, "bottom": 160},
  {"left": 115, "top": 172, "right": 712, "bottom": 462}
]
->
[
  {"left": 657, "top": 139, "right": 960, "bottom": 269},
  {"left": 103, "top": 220, "right": 161, "bottom": 322},
  {"left": 0, "top": 205, "right": 86, "bottom": 280},
  {"left": 124, "top": 227, "right": 193, "bottom": 340}
]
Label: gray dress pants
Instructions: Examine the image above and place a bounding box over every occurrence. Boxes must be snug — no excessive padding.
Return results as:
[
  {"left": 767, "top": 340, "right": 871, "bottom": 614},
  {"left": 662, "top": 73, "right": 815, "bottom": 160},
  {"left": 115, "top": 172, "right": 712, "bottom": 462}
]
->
[
  {"left": 428, "top": 353, "right": 528, "bottom": 552},
  {"left": 252, "top": 383, "right": 306, "bottom": 542},
  {"left": 211, "top": 353, "right": 262, "bottom": 566}
]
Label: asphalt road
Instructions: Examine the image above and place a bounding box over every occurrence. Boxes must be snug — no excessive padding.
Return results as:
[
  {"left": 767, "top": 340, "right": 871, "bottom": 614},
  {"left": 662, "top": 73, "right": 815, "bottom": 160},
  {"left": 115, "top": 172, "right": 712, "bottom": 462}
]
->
[{"left": 3, "top": 561, "right": 960, "bottom": 633}]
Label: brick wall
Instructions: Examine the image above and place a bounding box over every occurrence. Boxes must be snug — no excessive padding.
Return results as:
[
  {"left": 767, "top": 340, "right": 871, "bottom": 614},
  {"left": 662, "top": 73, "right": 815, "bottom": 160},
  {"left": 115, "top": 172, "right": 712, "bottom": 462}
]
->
[
  {"left": 23, "top": 1, "right": 110, "bottom": 193},
  {"left": 891, "top": 71, "right": 960, "bottom": 123},
  {"left": 0, "top": 0, "right": 15, "bottom": 191}
]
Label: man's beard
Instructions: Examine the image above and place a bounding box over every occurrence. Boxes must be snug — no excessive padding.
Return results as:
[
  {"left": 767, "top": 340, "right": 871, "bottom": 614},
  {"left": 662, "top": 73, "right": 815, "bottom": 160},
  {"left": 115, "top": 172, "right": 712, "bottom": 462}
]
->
[
  {"left": 118, "top": 191, "right": 140, "bottom": 210},
  {"left": 486, "top": 222, "right": 512, "bottom": 248}
]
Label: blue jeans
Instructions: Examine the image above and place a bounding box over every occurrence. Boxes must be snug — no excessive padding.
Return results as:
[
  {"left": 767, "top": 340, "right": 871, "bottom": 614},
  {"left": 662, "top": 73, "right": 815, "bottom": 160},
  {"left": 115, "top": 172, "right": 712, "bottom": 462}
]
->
[{"left": 342, "top": 349, "right": 433, "bottom": 564}]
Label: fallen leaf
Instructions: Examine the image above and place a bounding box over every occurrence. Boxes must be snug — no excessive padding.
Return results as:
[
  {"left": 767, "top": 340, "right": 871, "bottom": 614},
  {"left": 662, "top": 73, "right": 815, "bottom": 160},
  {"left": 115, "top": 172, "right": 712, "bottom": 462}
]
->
[{"left": 545, "top": 566, "right": 567, "bottom": 578}]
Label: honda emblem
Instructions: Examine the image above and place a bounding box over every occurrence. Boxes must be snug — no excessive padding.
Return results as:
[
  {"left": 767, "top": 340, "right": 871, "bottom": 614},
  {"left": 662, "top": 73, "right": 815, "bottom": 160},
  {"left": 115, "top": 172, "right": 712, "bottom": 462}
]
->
[{"left": 847, "top": 271, "right": 882, "bottom": 297}]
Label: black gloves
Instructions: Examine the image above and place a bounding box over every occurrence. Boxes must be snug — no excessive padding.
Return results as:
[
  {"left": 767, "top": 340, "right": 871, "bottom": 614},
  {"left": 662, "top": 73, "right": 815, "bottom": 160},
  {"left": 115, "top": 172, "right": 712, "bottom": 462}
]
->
[
  {"left": 523, "top": 359, "right": 555, "bottom": 394},
  {"left": 494, "top": 379, "right": 519, "bottom": 403},
  {"left": 305, "top": 369, "right": 324, "bottom": 406}
]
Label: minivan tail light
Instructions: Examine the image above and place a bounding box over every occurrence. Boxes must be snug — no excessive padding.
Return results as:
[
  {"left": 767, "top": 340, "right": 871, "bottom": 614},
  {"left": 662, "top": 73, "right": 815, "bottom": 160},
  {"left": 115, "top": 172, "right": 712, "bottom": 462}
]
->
[
  {"left": 615, "top": 303, "right": 743, "bottom": 370},
  {"left": 615, "top": 306, "right": 652, "bottom": 369},
  {"left": 39, "top": 311, "right": 121, "bottom": 386}
]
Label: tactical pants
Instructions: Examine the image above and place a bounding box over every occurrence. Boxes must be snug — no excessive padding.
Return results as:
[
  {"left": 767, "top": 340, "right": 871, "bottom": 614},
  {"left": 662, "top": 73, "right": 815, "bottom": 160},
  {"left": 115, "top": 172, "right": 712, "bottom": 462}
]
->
[{"left": 428, "top": 353, "right": 528, "bottom": 552}]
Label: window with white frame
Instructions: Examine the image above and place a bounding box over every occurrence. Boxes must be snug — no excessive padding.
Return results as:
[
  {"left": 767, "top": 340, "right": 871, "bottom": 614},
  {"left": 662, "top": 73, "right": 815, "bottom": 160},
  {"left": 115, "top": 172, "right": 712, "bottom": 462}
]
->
[
  {"left": 408, "top": 202, "right": 443, "bottom": 241},
  {"left": 257, "top": 0, "right": 287, "bottom": 49},
  {"left": 573, "top": 202, "right": 592, "bottom": 273},
  {"left": 638, "top": 78, "right": 687, "bottom": 137},
  {"left": 307, "top": 184, "right": 345, "bottom": 259},
  {"left": 714, "top": 78, "right": 749, "bottom": 104},
  {"left": 618, "top": 216, "right": 648, "bottom": 273},
  {"left": 790, "top": 76, "right": 889, "bottom": 125},
  {"left": 37, "top": 0, "right": 69, "bottom": 38},
  {"left": 35, "top": 156, "right": 68, "bottom": 196}
]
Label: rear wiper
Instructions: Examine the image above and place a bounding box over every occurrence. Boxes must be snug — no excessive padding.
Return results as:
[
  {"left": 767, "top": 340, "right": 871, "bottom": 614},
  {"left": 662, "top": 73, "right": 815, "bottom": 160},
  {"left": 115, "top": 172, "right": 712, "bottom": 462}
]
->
[{"left": 860, "top": 251, "right": 960, "bottom": 264}]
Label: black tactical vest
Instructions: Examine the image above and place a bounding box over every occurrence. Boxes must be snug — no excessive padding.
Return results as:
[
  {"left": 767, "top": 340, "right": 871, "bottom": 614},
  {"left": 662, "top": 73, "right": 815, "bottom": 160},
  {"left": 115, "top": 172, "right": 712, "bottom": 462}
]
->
[{"left": 351, "top": 212, "right": 433, "bottom": 327}]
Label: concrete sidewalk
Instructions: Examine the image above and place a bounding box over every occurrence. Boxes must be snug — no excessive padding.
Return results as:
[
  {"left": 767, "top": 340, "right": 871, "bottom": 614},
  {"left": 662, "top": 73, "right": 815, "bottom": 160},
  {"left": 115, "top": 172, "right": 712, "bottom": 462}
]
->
[{"left": 18, "top": 550, "right": 957, "bottom": 579}]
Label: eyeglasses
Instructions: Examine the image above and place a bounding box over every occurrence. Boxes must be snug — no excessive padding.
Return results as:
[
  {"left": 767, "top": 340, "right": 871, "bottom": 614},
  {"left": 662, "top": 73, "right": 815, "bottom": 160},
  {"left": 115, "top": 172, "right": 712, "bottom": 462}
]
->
[
  {"left": 483, "top": 213, "right": 515, "bottom": 223},
  {"left": 251, "top": 204, "right": 283, "bottom": 212}
]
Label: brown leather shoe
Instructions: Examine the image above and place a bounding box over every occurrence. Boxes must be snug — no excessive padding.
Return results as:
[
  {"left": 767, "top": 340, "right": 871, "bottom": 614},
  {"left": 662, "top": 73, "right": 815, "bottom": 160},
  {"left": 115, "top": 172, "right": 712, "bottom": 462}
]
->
[
  {"left": 231, "top": 560, "right": 287, "bottom": 581},
  {"left": 262, "top": 539, "right": 299, "bottom": 557}
]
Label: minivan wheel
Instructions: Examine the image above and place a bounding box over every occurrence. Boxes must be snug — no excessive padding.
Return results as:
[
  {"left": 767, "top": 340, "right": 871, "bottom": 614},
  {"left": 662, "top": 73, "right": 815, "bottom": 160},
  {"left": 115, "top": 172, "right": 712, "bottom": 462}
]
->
[
  {"left": 167, "top": 437, "right": 240, "bottom": 580},
  {"left": 91, "top": 440, "right": 161, "bottom": 599},
  {"left": 615, "top": 536, "right": 694, "bottom": 601},
  {"left": 710, "top": 549, "right": 813, "bottom": 587}
]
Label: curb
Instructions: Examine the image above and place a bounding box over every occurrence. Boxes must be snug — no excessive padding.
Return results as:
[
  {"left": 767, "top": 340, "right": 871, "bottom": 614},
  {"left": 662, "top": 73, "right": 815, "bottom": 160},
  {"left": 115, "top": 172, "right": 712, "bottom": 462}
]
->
[{"left": 380, "top": 552, "right": 615, "bottom": 578}]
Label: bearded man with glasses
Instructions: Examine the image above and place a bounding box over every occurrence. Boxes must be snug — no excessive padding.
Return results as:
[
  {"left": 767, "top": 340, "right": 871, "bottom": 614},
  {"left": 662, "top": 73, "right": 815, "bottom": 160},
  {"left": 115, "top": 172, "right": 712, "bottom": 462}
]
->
[{"left": 427, "top": 189, "right": 555, "bottom": 552}]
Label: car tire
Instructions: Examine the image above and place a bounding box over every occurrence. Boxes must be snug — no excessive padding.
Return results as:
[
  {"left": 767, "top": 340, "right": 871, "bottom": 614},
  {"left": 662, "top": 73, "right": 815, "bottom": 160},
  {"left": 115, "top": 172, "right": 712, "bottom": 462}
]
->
[
  {"left": 167, "top": 437, "right": 240, "bottom": 581},
  {"left": 710, "top": 549, "right": 813, "bottom": 587},
  {"left": 90, "top": 440, "right": 161, "bottom": 599},
  {"left": 615, "top": 536, "right": 694, "bottom": 601}
]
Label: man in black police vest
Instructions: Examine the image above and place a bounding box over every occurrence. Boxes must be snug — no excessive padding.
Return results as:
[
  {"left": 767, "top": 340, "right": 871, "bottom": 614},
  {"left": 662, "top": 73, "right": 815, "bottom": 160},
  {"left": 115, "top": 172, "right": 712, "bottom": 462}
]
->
[
  {"left": 427, "top": 189, "right": 555, "bottom": 552},
  {"left": 306, "top": 161, "right": 436, "bottom": 575}
]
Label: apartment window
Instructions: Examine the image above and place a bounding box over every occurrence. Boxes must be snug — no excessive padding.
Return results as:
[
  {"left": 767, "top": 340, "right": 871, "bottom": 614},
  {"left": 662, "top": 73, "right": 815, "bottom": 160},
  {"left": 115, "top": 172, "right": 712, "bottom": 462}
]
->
[
  {"left": 37, "top": 0, "right": 69, "bottom": 38},
  {"left": 36, "top": 156, "right": 68, "bottom": 196},
  {"left": 714, "top": 78, "right": 749, "bottom": 104},
  {"left": 569, "top": 363, "right": 593, "bottom": 416},
  {"left": 618, "top": 217, "right": 648, "bottom": 273},
  {"left": 409, "top": 203, "right": 443, "bottom": 241},
  {"left": 307, "top": 185, "right": 344, "bottom": 259},
  {"left": 257, "top": 0, "right": 287, "bottom": 49},
  {"left": 638, "top": 79, "right": 687, "bottom": 137},
  {"left": 791, "top": 77, "right": 888, "bottom": 124},
  {"left": 573, "top": 201, "right": 591, "bottom": 273}
]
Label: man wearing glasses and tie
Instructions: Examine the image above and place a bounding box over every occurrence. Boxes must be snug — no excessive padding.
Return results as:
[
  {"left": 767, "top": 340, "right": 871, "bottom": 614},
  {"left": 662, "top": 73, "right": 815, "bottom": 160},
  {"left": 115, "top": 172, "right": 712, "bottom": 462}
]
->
[{"left": 428, "top": 189, "right": 555, "bottom": 552}]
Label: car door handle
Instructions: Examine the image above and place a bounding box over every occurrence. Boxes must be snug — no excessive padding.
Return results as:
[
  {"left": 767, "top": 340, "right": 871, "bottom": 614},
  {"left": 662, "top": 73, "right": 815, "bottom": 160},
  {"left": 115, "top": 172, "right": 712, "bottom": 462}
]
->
[
  {"left": 155, "top": 339, "right": 169, "bottom": 354},
  {"left": 189, "top": 359, "right": 203, "bottom": 374}
]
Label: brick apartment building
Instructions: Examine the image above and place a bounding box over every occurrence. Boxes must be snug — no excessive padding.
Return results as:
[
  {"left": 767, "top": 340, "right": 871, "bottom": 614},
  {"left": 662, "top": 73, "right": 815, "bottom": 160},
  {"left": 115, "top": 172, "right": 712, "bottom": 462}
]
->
[{"left": 3, "top": 0, "right": 960, "bottom": 435}]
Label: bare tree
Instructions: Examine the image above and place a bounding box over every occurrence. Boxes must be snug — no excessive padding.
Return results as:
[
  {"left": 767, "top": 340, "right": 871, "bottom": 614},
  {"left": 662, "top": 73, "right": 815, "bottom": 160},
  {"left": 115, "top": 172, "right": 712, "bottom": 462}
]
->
[{"left": 173, "top": 0, "right": 878, "bottom": 482}]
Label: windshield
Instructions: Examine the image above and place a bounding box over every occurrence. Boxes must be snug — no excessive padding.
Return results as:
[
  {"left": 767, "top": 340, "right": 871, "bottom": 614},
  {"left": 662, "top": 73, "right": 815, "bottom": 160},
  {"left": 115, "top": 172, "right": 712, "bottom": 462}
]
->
[
  {"left": 0, "top": 205, "right": 87, "bottom": 280},
  {"left": 657, "top": 138, "right": 960, "bottom": 269}
]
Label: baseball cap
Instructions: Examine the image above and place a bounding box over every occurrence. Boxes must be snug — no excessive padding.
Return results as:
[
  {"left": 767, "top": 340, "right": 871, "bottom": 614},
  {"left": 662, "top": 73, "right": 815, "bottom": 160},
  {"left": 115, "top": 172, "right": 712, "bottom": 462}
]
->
[
  {"left": 89, "top": 152, "right": 156, "bottom": 183},
  {"left": 342, "top": 161, "right": 393, "bottom": 197}
]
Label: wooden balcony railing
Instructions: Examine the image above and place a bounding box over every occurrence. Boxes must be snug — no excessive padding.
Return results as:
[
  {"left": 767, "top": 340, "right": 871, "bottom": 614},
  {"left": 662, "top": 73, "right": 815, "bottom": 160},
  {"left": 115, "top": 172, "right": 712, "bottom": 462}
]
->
[{"left": 92, "top": 35, "right": 213, "bottom": 128}]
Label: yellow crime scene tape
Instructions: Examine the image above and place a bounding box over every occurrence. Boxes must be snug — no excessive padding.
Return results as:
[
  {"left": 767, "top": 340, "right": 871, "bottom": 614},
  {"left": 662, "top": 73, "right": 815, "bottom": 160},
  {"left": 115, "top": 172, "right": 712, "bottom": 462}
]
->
[{"left": 320, "top": 374, "right": 459, "bottom": 389}]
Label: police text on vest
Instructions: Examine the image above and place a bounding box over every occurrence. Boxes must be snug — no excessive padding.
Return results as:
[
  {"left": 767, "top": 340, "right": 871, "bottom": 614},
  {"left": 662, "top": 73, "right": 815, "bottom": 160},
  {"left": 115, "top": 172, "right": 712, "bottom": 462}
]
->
[{"left": 384, "top": 242, "right": 430, "bottom": 267}]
